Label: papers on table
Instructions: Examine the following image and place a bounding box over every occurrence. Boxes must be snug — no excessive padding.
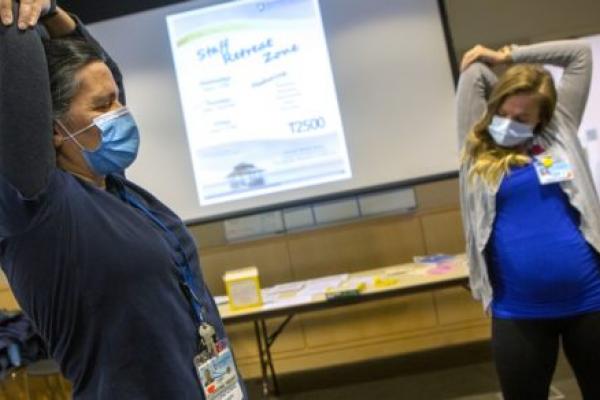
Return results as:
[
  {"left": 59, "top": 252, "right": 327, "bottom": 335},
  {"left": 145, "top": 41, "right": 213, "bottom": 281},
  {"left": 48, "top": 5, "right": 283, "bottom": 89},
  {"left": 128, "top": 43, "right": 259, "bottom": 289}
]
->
[
  {"left": 260, "top": 295, "right": 313, "bottom": 310},
  {"left": 261, "top": 282, "right": 311, "bottom": 309},
  {"left": 383, "top": 265, "right": 416, "bottom": 276},
  {"left": 343, "top": 275, "right": 374, "bottom": 288},
  {"left": 259, "top": 274, "right": 349, "bottom": 309},
  {"left": 298, "top": 274, "right": 348, "bottom": 297},
  {"left": 218, "top": 255, "right": 461, "bottom": 310},
  {"left": 265, "top": 281, "right": 306, "bottom": 295}
]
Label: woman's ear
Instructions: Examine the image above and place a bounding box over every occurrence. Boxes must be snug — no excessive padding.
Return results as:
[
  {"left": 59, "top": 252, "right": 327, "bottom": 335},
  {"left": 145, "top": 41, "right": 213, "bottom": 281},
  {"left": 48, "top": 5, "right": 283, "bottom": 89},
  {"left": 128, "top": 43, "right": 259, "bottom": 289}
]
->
[{"left": 52, "top": 123, "right": 64, "bottom": 149}]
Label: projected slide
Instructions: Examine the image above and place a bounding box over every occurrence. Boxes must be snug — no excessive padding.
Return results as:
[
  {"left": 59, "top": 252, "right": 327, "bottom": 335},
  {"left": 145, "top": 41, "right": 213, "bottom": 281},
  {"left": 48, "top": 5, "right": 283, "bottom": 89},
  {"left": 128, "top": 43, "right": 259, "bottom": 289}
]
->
[{"left": 167, "top": 0, "right": 350, "bottom": 205}]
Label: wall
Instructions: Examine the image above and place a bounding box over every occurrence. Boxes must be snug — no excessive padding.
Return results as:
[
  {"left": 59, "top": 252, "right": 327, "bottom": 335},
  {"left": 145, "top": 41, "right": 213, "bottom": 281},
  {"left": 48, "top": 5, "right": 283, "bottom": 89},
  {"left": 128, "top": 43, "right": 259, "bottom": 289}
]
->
[{"left": 445, "top": 0, "right": 600, "bottom": 59}]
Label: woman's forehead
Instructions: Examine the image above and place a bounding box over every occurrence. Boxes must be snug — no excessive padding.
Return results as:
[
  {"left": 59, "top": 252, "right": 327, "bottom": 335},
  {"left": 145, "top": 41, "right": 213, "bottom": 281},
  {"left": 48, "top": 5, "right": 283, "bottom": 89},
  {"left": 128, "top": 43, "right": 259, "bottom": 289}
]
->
[
  {"left": 500, "top": 93, "right": 539, "bottom": 115},
  {"left": 74, "top": 62, "right": 117, "bottom": 97}
]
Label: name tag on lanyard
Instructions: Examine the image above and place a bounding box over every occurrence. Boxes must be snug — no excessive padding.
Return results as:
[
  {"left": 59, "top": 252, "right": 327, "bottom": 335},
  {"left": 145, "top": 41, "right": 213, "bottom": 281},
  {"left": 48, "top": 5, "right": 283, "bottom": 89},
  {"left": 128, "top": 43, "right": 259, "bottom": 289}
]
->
[
  {"left": 194, "top": 323, "right": 243, "bottom": 400},
  {"left": 533, "top": 152, "right": 574, "bottom": 184}
]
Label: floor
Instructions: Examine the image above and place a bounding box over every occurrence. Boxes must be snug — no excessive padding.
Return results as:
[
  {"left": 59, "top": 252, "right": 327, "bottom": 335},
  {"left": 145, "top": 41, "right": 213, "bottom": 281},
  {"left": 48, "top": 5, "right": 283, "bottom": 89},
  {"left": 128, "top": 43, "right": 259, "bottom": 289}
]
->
[{"left": 245, "top": 341, "right": 581, "bottom": 400}]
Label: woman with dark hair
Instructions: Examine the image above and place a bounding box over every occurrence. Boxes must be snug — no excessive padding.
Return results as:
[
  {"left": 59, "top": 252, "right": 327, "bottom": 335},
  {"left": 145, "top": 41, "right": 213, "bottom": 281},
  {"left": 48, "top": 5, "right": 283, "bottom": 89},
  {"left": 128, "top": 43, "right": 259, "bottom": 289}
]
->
[
  {"left": 0, "top": 2, "right": 246, "bottom": 399},
  {"left": 458, "top": 41, "right": 600, "bottom": 399}
]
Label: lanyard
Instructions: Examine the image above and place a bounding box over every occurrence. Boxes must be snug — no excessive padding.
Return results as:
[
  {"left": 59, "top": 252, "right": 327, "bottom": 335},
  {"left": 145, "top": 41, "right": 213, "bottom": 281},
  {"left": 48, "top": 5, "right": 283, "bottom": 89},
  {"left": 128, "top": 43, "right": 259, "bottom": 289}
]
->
[{"left": 118, "top": 189, "right": 206, "bottom": 325}]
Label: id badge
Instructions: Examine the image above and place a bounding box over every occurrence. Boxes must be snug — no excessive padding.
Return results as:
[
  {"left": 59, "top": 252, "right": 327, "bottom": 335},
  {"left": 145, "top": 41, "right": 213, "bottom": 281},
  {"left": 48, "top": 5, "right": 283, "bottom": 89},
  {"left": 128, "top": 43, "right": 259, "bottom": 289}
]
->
[
  {"left": 194, "top": 346, "right": 243, "bottom": 400},
  {"left": 533, "top": 153, "right": 574, "bottom": 184}
]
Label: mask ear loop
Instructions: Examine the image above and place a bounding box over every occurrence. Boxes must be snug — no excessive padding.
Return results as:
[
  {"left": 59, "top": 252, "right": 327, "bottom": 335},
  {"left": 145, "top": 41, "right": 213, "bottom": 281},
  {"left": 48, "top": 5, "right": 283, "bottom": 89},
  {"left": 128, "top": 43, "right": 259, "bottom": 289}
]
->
[{"left": 55, "top": 119, "right": 94, "bottom": 151}]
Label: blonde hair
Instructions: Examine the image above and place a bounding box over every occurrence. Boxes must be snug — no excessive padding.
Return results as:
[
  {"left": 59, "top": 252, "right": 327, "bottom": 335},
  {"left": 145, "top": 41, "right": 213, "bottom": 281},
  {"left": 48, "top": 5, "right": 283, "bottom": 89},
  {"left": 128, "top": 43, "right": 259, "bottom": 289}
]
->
[{"left": 462, "top": 64, "right": 557, "bottom": 186}]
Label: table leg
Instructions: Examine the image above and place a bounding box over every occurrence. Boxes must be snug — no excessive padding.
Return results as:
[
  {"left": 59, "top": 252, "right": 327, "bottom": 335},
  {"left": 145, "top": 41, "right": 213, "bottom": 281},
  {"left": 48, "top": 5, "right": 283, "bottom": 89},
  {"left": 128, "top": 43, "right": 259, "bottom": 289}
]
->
[
  {"left": 261, "top": 319, "right": 280, "bottom": 396},
  {"left": 253, "top": 320, "right": 270, "bottom": 397},
  {"left": 252, "top": 315, "right": 295, "bottom": 397}
]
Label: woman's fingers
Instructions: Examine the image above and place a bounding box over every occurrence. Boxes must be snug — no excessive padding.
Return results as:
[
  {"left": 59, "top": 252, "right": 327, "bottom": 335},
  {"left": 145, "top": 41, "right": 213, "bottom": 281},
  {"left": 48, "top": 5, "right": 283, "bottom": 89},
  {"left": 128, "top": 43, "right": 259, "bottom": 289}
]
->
[
  {"left": 0, "top": 0, "right": 14, "bottom": 25},
  {"left": 0, "top": 0, "right": 48, "bottom": 29},
  {"left": 460, "top": 45, "right": 507, "bottom": 72},
  {"left": 17, "top": 0, "right": 43, "bottom": 29}
]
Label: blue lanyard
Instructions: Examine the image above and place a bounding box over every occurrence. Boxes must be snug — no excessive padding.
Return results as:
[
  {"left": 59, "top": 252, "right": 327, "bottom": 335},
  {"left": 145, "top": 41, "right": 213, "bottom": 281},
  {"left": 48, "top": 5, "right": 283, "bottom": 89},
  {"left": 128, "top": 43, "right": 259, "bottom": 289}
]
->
[{"left": 119, "top": 189, "right": 205, "bottom": 325}]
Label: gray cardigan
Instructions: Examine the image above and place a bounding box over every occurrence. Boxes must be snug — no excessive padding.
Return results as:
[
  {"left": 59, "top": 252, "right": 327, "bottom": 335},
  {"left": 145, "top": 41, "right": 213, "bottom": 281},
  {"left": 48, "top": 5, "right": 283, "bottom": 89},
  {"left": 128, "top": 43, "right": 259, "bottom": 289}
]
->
[{"left": 457, "top": 40, "right": 599, "bottom": 310}]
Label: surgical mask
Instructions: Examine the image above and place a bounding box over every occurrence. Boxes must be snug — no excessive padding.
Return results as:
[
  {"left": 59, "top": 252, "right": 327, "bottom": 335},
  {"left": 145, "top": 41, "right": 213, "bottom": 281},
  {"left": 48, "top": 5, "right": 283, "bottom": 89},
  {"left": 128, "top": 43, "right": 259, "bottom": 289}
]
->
[
  {"left": 487, "top": 115, "right": 534, "bottom": 147},
  {"left": 57, "top": 107, "right": 140, "bottom": 176}
]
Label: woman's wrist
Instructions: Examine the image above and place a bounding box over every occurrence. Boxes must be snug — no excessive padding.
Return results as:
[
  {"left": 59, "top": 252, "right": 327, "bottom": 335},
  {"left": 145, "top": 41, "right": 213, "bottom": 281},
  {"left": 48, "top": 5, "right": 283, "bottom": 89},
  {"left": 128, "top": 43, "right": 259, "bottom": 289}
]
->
[
  {"left": 41, "top": 7, "right": 76, "bottom": 37},
  {"left": 499, "top": 45, "right": 514, "bottom": 64}
]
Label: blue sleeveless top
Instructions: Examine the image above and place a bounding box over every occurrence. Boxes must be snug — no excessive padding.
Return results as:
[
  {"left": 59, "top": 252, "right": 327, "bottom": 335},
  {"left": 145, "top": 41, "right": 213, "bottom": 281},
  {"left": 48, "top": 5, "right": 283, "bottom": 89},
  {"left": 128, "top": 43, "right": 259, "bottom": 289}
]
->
[{"left": 487, "top": 163, "right": 600, "bottom": 319}]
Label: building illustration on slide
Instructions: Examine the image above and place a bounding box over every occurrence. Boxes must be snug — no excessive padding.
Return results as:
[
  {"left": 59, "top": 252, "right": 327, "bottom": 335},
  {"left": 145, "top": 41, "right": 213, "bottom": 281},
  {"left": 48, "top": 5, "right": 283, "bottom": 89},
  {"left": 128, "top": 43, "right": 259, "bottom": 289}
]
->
[{"left": 227, "top": 162, "right": 266, "bottom": 190}]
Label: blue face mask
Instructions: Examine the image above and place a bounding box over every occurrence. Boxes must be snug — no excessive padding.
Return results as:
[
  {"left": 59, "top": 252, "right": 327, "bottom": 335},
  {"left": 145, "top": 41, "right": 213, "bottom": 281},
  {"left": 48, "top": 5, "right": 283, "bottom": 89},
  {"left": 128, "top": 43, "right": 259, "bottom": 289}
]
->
[
  {"left": 58, "top": 107, "right": 140, "bottom": 176},
  {"left": 487, "top": 115, "right": 534, "bottom": 147}
]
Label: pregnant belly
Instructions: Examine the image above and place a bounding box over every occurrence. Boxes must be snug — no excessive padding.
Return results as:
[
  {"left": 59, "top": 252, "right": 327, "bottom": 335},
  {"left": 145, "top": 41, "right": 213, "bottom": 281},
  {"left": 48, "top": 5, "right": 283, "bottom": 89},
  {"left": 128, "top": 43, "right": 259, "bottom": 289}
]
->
[{"left": 490, "top": 235, "right": 600, "bottom": 303}]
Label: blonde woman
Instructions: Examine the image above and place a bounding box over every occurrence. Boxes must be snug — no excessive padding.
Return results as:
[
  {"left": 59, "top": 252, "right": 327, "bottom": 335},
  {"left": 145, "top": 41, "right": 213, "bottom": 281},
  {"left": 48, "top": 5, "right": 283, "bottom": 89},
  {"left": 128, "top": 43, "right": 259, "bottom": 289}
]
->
[{"left": 458, "top": 40, "right": 600, "bottom": 399}]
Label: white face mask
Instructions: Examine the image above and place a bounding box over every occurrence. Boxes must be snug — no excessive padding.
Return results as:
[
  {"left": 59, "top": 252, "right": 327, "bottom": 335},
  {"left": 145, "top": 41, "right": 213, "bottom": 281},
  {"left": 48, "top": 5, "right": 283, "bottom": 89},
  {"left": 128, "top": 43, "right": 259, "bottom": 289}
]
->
[{"left": 487, "top": 115, "right": 534, "bottom": 147}]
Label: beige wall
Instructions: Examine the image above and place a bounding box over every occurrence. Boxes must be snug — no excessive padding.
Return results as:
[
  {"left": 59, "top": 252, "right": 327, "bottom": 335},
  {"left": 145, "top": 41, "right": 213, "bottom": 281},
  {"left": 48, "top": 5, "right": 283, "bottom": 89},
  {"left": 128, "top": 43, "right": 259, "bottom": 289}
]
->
[
  {"left": 446, "top": 0, "right": 600, "bottom": 60},
  {"left": 193, "top": 178, "right": 463, "bottom": 296}
]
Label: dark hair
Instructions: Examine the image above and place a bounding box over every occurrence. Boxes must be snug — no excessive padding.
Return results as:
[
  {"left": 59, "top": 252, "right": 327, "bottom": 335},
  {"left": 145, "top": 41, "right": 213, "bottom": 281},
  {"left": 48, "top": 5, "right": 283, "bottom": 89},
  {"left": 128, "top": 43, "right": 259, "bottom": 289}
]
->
[{"left": 43, "top": 38, "right": 105, "bottom": 119}]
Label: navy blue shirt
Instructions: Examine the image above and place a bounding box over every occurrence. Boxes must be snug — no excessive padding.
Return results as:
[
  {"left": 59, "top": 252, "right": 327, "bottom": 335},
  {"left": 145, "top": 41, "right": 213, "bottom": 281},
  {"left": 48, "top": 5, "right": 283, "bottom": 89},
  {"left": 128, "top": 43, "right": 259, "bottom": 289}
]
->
[
  {"left": 0, "top": 14, "right": 245, "bottom": 400},
  {"left": 0, "top": 169, "right": 236, "bottom": 399},
  {"left": 488, "top": 164, "right": 600, "bottom": 319}
]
